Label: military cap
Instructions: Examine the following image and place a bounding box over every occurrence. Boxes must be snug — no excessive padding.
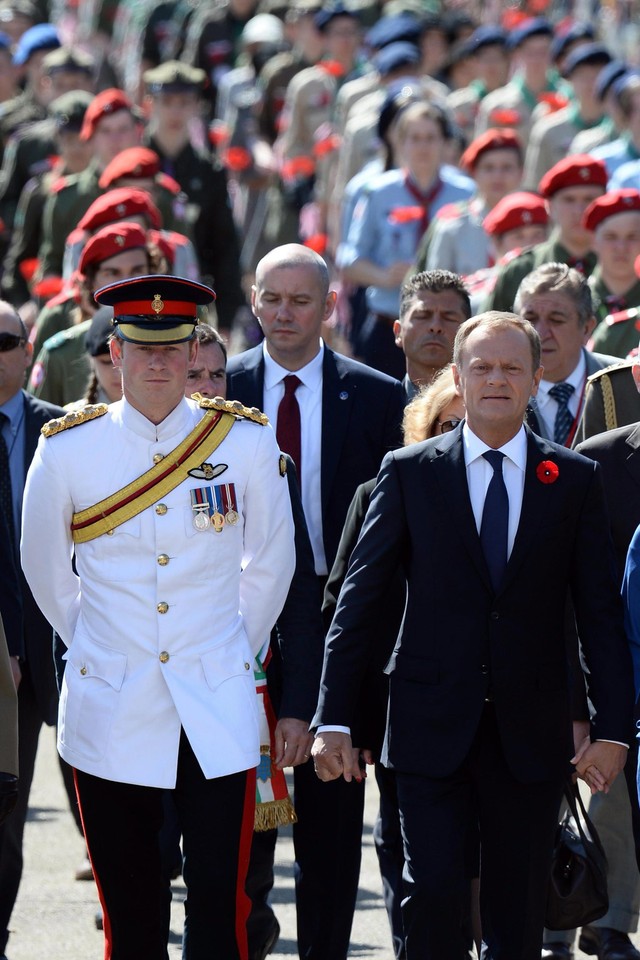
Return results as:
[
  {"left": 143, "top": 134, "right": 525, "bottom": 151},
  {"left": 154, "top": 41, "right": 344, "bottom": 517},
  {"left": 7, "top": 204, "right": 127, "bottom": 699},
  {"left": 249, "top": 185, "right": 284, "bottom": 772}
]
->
[
  {"left": 79, "top": 223, "right": 149, "bottom": 276},
  {"left": 365, "top": 13, "right": 421, "bottom": 50},
  {"left": 506, "top": 17, "right": 553, "bottom": 52},
  {"left": 611, "top": 70, "right": 640, "bottom": 103},
  {"left": 583, "top": 189, "right": 640, "bottom": 232},
  {"left": 562, "top": 42, "right": 611, "bottom": 79},
  {"left": 143, "top": 60, "right": 206, "bottom": 95},
  {"left": 483, "top": 191, "right": 548, "bottom": 235},
  {"left": 13, "top": 22, "right": 60, "bottom": 65},
  {"left": 595, "top": 60, "right": 628, "bottom": 100},
  {"left": 48, "top": 89, "right": 93, "bottom": 132},
  {"left": 460, "top": 128, "right": 521, "bottom": 173},
  {"left": 466, "top": 25, "right": 507, "bottom": 53},
  {"left": 80, "top": 88, "right": 134, "bottom": 142},
  {"left": 538, "top": 154, "right": 607, "bottom": 198},
  {"left": 314, "top": 3, "right": 359, "bottom": 33},
  {"left": 373, "top": 41, "right": 419, "bottom": 77},
  {"left": 95, "top": 274, "right": 215, "bottom": 345},
  {"left": 85, "top": 306, "right": 114, "bottom": 357},
  {"left": 98, "top": 147, "right": 160, "bottom": 189},
  {"left": 42, "top": 46, "right": 95, "bottom": 77},
  {"left": 78, "top": 187, "right": 162, "bottom": 233},
  {"left": 241, "top": 14, "right": 284, "bottom": 46},
  {"left": 377, "top": 84, "right": 420, "bottom": 140},
  {"left": 550, "top": 22, "right": 594, "bottom": 63}
]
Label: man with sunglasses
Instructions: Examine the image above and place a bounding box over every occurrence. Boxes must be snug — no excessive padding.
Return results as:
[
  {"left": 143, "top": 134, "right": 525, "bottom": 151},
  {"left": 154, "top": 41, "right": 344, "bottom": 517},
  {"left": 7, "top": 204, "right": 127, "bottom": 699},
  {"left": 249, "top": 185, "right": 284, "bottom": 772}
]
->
[
  {"left": 0, "top": 303, "right": 63, "bottom": 960},
  {"left": 393, "top": 269, "right": 472, "bottom": 401}
]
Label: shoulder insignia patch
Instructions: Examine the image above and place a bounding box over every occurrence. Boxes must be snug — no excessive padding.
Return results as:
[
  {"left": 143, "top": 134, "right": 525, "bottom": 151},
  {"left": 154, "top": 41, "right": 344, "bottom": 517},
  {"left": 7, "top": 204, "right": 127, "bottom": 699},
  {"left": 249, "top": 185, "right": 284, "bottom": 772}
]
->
[
  {"left": 586, "top": 360, "right": 632, "bottom": 383},
  {"left": 42, "top": 403, "right": 108, "bottom": 437},
  {"left": 193, "top": 393, "right": 269, "bottom": 425}
]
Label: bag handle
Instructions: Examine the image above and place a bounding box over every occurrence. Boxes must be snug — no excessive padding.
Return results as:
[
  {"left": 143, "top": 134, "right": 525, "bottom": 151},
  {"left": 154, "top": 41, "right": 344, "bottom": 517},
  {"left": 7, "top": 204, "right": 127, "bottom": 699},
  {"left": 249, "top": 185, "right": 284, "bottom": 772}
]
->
[{"left": 563, "top": 780, "right": 607, "bottom": 860}]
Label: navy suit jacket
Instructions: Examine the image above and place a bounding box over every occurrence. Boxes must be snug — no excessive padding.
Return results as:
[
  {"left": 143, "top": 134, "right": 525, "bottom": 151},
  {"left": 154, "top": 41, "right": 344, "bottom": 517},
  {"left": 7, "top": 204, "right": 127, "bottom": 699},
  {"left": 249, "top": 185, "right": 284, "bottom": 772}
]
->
[
  {"left": 20, "top": 391, "right": 64, "bottom": 725},
  {"left": 314, "top": 424, "right": 634, "bottom": 783},
  {"left": 226, "top": 344, "right": 406, "bottom": 571}
]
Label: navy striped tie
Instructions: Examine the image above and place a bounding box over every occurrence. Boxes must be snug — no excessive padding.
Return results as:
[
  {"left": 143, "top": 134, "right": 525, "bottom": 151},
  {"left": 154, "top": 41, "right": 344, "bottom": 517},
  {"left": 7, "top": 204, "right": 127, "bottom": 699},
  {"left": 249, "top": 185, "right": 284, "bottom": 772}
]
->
[{"left": 548, "top": 382, "right": 575, "bottom": 446}]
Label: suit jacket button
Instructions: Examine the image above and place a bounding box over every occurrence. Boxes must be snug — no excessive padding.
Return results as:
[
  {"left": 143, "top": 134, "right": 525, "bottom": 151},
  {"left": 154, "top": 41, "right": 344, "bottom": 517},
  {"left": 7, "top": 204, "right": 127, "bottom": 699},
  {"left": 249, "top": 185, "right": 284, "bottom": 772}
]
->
[
  {"left": 491, "top": 611, "right": 499, "bottom": 620},
  {"left": 157, "top": 554, "right": 170, "bottom": 566},
  {"left": 153, "top": 453, "right": 164, "bottom": 464},
  {"left": 159, "top": 651, "right": 170, "bottom": 663},
  {"left": 157, "top": 601, "right": 169, "bottom": 614},
  {"left": 155, "top": 503, "right": 168, "bottom": 515},
  {"left": 480, "top": 664, "right": 489, "bottom": 674}
]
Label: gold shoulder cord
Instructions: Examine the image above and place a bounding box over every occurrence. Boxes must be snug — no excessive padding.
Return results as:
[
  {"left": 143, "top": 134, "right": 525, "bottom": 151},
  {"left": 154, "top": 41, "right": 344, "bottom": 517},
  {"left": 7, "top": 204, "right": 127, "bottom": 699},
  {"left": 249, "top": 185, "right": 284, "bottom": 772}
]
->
[
  {"left": 600, "top": 374, "right": 617, "bottom": 432},
  {"left": 42, "top": 404, "right": 108, "bottom": 437}
]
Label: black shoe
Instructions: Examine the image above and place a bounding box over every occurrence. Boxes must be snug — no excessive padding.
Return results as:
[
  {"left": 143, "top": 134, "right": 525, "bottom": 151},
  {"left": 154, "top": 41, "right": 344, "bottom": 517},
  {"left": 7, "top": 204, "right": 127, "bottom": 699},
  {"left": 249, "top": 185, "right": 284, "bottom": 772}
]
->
[
  {"left": 542, "top": 945, "right": 573, "bottom": 959},
  {"left": 579, "top": 927, "right": 640, "bottom": 959},
  {"left": 250, "top": 919, "right": 280, "bottom": 960}
]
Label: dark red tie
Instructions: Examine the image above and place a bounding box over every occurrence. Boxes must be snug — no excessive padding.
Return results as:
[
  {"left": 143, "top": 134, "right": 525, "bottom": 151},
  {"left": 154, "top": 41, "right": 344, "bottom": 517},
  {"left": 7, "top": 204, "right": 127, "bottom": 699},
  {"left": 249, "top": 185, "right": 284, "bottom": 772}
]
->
[{"left": 276, "top": 375, "right": 302, "bottom": 480}]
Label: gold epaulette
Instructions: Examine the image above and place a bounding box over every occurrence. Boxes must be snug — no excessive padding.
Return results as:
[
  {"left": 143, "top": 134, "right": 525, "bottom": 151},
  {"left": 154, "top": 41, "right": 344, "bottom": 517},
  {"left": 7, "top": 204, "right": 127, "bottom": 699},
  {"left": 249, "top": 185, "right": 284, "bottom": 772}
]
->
[
  {"left": 585, "top": 360, "right": 633, "bottom": 385},
  {"left": 192, "top": 393, "right": 269, "bottom": 426},
  {"left": 41, "top": 403, "right": 108, "bottom": 438}
]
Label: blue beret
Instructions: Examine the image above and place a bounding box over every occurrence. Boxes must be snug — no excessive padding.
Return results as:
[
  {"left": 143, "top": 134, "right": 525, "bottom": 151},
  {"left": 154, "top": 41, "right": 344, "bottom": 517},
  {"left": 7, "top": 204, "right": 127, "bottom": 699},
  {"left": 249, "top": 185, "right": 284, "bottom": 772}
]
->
[
  {"left": 562, "top": 42, "right": 611, "bottom": 78},
  {"left": 611, "top": 69, "right": 640, "bottom": 102},
  {"left": 13, "top": 22, "right": 59, "bottom": 65},
  {"left": 467, "top": 25, "right": 507, "bottom": 53},
  {"left": 374, "top": 41, "right": 419, "bottom": 77},
  {"left": 595, "top": 60, "right": 628, "bottom": 100},
  {"left": 506, "top": 17, "right": 553, "bottom": 52},
  {"left": 365, "top": 13, "right": 421, "bottom": 50},
  {"left": 314, "top": 4, "right": 359, "bottom": 32},
  {"left": 550, "top": 22, "right": 594, "bottom": 62}
]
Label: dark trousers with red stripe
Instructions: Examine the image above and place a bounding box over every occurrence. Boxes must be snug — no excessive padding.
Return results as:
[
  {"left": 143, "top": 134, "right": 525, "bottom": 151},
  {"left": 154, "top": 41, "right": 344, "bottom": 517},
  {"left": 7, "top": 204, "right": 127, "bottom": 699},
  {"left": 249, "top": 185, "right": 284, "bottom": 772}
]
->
[{"left": 74, "top": 730, "right": 256, "bottom": 960}]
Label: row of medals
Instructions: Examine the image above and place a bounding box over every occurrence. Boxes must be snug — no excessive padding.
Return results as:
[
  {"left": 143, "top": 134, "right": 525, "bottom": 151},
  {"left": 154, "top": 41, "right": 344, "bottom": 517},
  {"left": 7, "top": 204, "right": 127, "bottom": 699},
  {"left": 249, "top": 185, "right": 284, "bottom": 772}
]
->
[{"left": 193, "top": 504, "right": 239, "bottom": 533}]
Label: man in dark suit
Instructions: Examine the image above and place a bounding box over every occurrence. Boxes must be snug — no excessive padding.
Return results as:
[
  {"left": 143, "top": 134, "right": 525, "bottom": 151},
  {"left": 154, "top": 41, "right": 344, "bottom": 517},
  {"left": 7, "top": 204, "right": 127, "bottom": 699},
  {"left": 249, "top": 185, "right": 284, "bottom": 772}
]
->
[
  {"left": 226, "top": 243, "right": 406, "bottom": 960},
  {"left": 513, "top": 262, "right": 620, "bottom": 447},
  {"left": 0, "top": 303, "right": 63, "bottom": 960},
  {"left": 313, "top": 311, "right": 634, "bottom": 960}
]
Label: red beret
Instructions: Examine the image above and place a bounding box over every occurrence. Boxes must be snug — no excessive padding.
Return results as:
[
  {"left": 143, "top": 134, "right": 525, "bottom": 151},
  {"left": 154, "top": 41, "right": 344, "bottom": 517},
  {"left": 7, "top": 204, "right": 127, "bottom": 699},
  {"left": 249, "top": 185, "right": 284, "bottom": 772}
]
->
[
  {"left": 459, "top": 128, "right": 522, "bottom": 173},
  {"left": 78, "top": 222, "right": 148, "bottom": 274},
  {"left": 79, "top": 88, "right": 134, "bottom": 141},
  {"left": 583, "top": 188, "right": 640, "bottom": 231},
  {"left": 98, "top": 147, "right": 161, "bottom": 189},
  {"left": 483, "top": 191, "right": 548, "bottom": 235},
  {"left": 78, "top": 187, "right": 162, "bottom": 232},
  {"left": 538, "top": 154, "right": 607, "bottom": 198}
]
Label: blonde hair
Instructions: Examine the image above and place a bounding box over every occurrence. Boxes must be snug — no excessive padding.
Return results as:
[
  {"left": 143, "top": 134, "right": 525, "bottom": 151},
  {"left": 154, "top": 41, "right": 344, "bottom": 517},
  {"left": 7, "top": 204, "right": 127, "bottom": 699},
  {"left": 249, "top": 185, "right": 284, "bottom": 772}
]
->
[{"left": 402, "top": 365, "right": 460, "bottom": 445}]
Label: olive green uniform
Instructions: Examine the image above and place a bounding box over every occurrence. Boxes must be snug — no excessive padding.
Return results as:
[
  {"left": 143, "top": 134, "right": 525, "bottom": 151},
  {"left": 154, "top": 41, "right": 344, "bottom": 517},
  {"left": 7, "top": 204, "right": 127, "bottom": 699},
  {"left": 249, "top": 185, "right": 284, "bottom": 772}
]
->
[
  {"left": 573, "top": 360, "right": 640, "bottom": 445},
  {"left": 589, "top": 271, "right": 640, "bottom": 359},
  {"left": 523, "top": 106, "right": 607, "bottom": 192},
  {"left": 27, "top": 320, "right": 91, "bottom": 407},
  {"left": 483, "top": 231, "right": 598, "bottom": 312}
]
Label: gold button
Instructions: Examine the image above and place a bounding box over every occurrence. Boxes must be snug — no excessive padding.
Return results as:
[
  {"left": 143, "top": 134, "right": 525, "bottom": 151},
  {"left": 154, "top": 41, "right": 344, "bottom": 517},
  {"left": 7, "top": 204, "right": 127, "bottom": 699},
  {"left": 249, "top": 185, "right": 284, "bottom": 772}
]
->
[
  {"left": 244, "top": 662, "right": 250, "bottom": 670},
  {"left": 157, "top": 601, "right": 169, "bottom": 614},
  {"left": 155, "top": 503, "right": 168, "bottom": 515},
  {"left": 157, "top": 554, "right": 169, "bottom": 566},
  {"left": 80, "top": 665, "right": 87, "bottom": 676},
  {"left": 106, "top": 529, "right": 114, "bottom": 536},
  {"left": 153, "top": 453, "right": 164, "bottom": 465},
  {"left": 159, "top": 651, "right": 170, "bottom": 663}
]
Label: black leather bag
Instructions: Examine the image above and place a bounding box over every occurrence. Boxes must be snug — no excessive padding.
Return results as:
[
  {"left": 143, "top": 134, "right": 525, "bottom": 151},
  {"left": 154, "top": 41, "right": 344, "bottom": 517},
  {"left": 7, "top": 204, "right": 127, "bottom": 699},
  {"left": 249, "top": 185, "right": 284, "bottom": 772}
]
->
[{"left": 545, "top": 781, "right": 609, "bottom": 930}]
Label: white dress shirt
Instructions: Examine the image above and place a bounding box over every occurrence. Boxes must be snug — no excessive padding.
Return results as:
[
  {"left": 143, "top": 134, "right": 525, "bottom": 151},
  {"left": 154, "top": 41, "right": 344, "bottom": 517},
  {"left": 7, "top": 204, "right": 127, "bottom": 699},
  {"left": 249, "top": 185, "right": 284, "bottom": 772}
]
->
[
  {"left": 534, "top": 351, "right": 586, "bottom": 440},
  {"left": 262, "top": 339, "right": 327, "bottom": 575}
]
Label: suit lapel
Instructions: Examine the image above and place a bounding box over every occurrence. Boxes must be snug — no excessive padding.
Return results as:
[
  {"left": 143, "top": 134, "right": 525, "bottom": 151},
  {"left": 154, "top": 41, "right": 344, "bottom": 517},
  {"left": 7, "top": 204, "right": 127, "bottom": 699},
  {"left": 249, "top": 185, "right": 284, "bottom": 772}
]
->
[
  {"left": 432, "top": 428, "right": 492, "bottom": 591},
  {"left": 230, "top": 347, "right": 265, "bottom": 410},
  {"left": 22, "top": 392, "right": 42, "bottom": 476},
  {"left": 320, "top": 350, "right": 353, "bottom": 515},
  {"left": 502, "top": 429, "right": 557, "bottom": 592}
]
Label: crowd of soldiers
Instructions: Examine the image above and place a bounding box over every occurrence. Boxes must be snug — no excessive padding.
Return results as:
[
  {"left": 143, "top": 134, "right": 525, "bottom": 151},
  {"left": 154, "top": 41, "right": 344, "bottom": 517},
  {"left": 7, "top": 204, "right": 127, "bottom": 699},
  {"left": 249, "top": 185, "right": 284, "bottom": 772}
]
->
[{"left": 4, "top": 0, "right": 640, "bottom": 959}]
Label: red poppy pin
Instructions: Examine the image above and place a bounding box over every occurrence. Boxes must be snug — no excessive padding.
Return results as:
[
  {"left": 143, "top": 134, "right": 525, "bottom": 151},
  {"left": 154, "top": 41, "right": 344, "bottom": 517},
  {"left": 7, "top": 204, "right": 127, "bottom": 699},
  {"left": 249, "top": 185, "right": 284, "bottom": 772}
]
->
[{"left": 536, "top": 460, "right": 559, "bottom": 484}]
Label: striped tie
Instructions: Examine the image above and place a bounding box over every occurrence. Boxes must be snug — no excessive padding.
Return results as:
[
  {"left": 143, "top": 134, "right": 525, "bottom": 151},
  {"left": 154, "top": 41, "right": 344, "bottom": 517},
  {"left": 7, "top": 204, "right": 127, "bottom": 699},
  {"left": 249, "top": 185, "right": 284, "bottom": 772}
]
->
[{"left": 548, "top": 382, "right": 575, "bottom": 446}]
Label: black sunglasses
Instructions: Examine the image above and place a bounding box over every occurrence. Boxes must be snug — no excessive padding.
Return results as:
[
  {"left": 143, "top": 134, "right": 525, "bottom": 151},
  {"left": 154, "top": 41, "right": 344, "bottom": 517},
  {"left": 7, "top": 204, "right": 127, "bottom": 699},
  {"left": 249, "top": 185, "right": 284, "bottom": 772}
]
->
[
  {"left": 0, "top": 333, "right": 26, "bottom": 352},
  {"left": 437, "top": 417, "right": 462, "bottom": 433}
]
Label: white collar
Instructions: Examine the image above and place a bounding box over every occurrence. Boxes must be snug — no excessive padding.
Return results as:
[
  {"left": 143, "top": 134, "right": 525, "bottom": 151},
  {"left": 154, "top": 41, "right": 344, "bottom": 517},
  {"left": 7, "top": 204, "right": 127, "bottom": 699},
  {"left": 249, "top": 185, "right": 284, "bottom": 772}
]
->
[
  {"left": 462, "top": 422, "right": 528, "bottom": 471},
  {"left": 262, "top": 339, "right": 325, "bottom": 392}
]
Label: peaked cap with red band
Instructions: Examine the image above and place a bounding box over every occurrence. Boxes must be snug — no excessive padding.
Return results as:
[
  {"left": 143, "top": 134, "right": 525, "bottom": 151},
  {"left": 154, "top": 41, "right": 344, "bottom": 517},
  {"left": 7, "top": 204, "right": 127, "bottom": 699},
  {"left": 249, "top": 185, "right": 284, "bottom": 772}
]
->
[
  {"left": 582, "top": 188, "right": 640, "bottom": 232},
  {"left": 538, "top": 154, "right": 607, "bottom": 198},
  {"left": 94, "top": 274, "right": 215, "bottom": 344}
]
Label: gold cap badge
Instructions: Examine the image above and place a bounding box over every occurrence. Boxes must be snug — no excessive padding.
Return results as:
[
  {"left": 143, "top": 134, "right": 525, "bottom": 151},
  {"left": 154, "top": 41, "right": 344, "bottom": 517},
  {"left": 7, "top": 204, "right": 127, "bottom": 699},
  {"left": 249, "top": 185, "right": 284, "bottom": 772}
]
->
[{"left": 152, "top": 294, "right": 164, "bottom": 314}]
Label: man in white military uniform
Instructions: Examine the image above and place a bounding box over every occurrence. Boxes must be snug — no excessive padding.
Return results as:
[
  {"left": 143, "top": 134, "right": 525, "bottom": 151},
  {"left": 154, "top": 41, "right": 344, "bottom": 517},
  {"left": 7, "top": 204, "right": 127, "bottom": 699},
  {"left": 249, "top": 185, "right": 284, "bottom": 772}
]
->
[{"left": 21, "top": 275, "right": 295, "bottom": 960}]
